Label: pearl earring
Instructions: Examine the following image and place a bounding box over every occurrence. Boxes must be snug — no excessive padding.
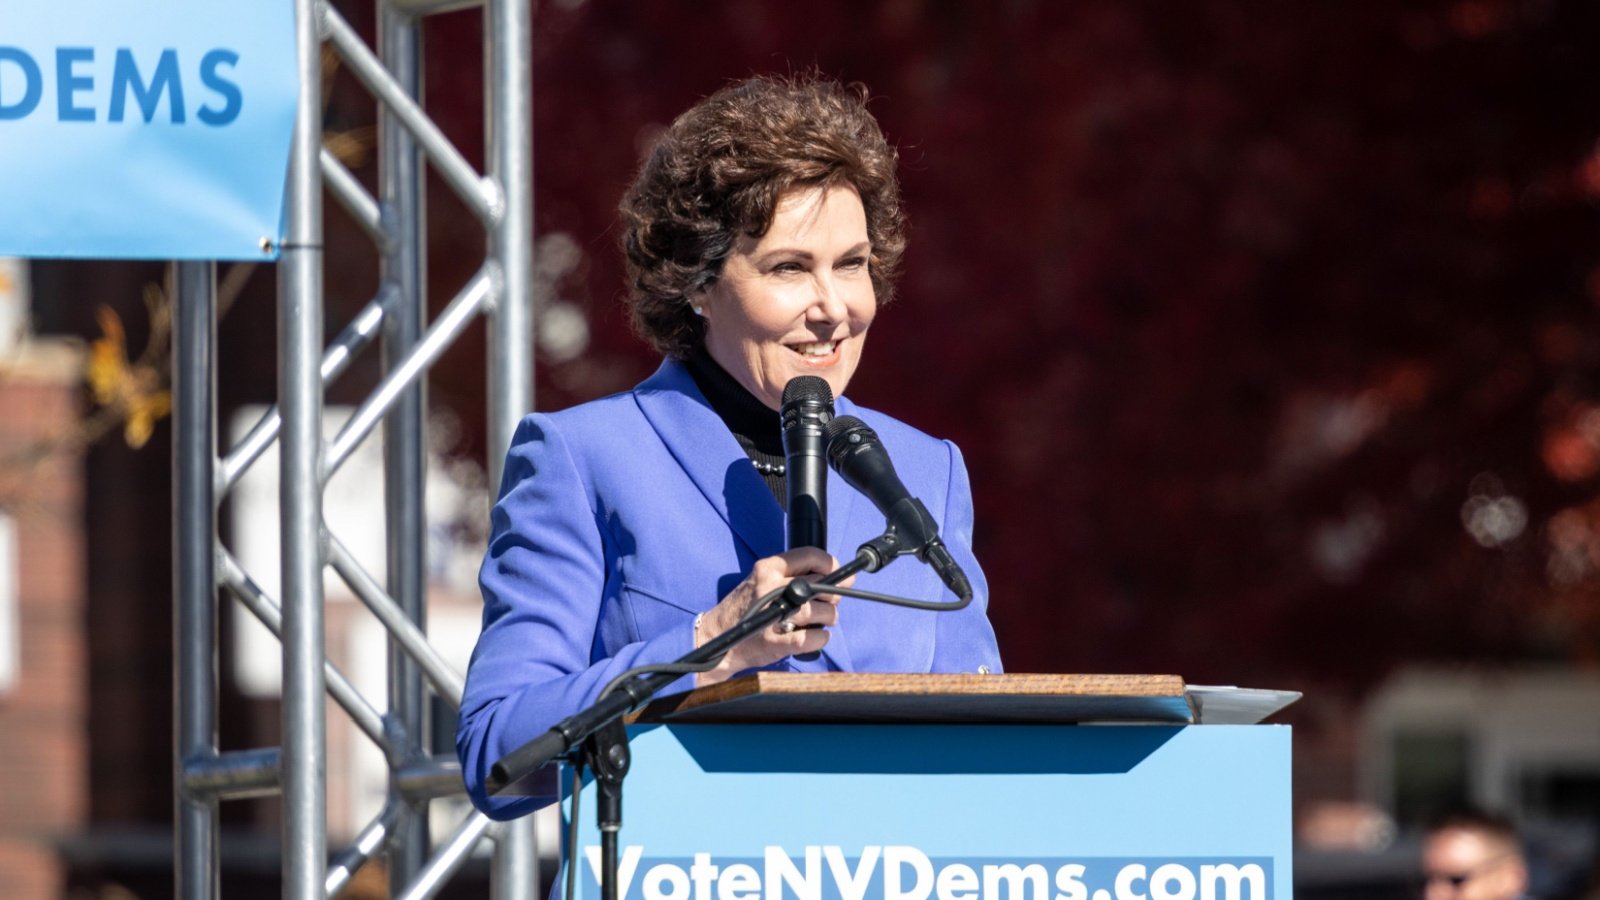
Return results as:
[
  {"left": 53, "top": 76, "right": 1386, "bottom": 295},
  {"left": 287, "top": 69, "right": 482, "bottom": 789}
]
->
[{"left": 693, "top": 305, "right": 705, "bottom": 316}]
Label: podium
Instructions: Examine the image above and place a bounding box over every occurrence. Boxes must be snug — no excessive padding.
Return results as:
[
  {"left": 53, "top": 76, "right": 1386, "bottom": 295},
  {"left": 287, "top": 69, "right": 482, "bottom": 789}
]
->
[{"left": 559, "top": 674, "right": 1297, "bottom": 900}]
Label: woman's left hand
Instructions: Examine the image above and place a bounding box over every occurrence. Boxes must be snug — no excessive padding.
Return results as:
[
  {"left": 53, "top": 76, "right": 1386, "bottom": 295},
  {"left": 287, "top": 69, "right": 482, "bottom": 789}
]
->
[{"left": 693, "top": 547, "right": 851, "bottom": 686}]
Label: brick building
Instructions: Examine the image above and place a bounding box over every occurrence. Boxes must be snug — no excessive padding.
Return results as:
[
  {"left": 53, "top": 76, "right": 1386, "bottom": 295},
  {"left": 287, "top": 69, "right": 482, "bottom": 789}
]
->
[{"left": 0, "top": 340, "right": 89, "bottom": 898}]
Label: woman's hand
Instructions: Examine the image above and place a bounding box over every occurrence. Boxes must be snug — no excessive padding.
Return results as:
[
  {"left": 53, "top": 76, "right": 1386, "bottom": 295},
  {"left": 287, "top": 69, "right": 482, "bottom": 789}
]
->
[{"left": 694, "top": 547, "right": 850, "bottom": 686}]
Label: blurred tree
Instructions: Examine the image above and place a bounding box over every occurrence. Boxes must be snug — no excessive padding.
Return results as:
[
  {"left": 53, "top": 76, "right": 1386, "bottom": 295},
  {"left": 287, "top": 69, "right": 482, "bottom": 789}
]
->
[
  {"left": 407, "top": 0, "right": 1600, "bottom": 688},
  {"left": 27, "top": 0, "right": 1598, "bottom": 713}
]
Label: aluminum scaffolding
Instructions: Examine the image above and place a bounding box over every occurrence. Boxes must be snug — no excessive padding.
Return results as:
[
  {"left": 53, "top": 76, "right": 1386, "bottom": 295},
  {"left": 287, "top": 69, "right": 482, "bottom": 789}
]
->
[{"left": 173, "top": 0, "right": 536, "bottom": 896}]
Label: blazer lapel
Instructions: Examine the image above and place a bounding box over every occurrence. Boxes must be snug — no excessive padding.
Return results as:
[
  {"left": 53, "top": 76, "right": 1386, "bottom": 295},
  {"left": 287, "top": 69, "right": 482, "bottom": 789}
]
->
[
  {"left": 826, "top": 395, "right": 863, "bottom": 557},
  {"left": 632, "top": 359, "right": 784, "bottom": 562}
]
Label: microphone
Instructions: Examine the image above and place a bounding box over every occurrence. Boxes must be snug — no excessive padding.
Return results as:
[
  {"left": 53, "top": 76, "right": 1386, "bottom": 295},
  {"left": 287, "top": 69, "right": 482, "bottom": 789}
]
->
[
  {"left": 781, "top": 376, "right": 833, "bottom": 551},
  {"left": 823, "top": 415, "right": 973, "bottom": 601}
]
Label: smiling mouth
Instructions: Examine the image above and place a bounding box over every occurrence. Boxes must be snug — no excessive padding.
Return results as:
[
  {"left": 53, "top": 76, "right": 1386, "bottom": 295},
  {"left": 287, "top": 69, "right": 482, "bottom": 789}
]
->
[{"left": 789, "top": 339, "right": 840, "bottom": 359}]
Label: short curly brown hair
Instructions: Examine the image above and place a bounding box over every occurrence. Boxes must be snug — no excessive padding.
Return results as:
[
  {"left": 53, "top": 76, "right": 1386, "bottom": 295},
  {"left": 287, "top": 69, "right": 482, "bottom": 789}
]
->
[{"left": 619, "top": 74, "right": 906, "bottom": 358}]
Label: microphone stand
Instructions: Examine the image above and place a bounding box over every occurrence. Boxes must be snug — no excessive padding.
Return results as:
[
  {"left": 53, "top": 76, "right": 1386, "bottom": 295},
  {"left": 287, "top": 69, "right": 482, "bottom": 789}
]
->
[{"left": 487, "top": 532, "right": 928, "bottom": 900}]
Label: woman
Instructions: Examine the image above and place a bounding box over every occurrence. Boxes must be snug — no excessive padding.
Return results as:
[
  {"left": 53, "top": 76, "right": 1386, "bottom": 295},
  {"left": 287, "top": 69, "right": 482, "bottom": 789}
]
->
[{"left": 457, "top": 74, "right": 1002, "bottom": 820}]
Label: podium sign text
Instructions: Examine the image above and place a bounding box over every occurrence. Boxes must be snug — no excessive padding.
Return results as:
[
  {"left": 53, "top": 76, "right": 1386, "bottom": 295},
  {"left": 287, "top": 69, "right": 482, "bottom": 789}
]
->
[{"left": 562, "top": 724, "right": 1292, "bottom": 900}]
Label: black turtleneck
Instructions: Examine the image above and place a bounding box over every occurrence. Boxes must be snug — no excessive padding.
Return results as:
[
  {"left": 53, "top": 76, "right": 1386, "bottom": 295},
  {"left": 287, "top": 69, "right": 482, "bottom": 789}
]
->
[{"left": 684, "top": 348, "right": 788, "bottom": 507}]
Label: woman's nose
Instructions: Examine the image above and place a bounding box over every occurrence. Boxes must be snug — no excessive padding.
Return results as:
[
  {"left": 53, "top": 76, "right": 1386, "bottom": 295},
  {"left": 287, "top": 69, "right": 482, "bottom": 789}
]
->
[{"left": 807, "top": 274, "right": 848, "bottom": 322}]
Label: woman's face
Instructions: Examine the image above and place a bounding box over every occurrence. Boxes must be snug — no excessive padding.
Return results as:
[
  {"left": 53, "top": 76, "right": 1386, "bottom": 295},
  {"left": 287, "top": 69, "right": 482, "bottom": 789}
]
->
[{"left": 700, "top": 183, "right": 876, "bottom": 410}]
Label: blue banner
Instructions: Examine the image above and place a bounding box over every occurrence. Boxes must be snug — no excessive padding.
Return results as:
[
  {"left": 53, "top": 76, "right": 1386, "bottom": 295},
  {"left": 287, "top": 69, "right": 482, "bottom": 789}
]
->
[
  {"left": 563, "top": 725, "right": 1295, "bottom": 900},
  {"left": 0, "top": 1, "right": 297, "bottom": 260}
]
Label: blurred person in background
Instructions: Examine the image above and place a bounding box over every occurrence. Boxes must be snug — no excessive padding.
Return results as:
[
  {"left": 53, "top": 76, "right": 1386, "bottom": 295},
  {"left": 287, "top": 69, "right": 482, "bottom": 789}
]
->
[{"left": 1422, "top": 809, "right": 1530, "bottom": 900}]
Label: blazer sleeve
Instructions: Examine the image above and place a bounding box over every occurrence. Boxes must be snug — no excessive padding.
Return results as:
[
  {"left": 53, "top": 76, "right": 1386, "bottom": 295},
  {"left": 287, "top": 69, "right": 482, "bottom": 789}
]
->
[
  {"left": 928, "top": 439, "right": 1004, "bottom": 674},
  {"left": 456, "top": 414, "right": 697, "bottom": 820}
]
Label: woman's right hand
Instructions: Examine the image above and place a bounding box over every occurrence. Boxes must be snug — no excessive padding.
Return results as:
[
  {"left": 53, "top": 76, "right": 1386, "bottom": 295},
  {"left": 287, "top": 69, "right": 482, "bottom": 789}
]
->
[{"left": 694, "top": 547, "right": 848, "bottom": 686}]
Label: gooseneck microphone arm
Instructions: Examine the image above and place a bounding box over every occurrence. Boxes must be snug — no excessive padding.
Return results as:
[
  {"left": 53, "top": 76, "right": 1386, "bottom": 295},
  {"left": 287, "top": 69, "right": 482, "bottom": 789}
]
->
[{"left": 824, "top": 415, "right": 975, "bottom": 602}]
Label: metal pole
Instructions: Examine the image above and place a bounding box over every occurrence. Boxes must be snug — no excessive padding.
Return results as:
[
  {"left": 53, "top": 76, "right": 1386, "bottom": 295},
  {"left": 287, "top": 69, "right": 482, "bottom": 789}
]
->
[
  {"left": 281, "top": 0, "right": 327, "bottom": 894},
  {"left": 182, "top": 747, "right": 282, "bottom": 801},
  {"left": 323, "top": 6, "right": 498, "bottom": 224},
  {"left": 387, "top": 0, "right": 483, "bottom": 15},
  {"left": 221, "top": 289, "right": 388, "bottom": 491},
  {"left": 380, "top": 3, "right": 430, "bottom": 887},
  {"left": 322, "top": 147, "right": 388, "bottom": 248},
  {"left": 485, "top": 0, "right": 539, "bottom": 894},
  {"left": 323, "top": 269, "right": 493, "bottom": 476},
  {"left": 174, "top": 261, "right": 219, "bottom": 900},
  {"left": 484, "top": 0, "right": 532, "bottom": 478},
  {"left": 327, "top": 537, "right": 465, "bottom": 704},
  {"left": 219, "top": 549, "right": 392, "bottom": 751},
  {"left": 398, "top": 813, "right": 500, "bottom": 900},
  {"left": 327, "top": 802, "right": 401, "bottom": 897}
]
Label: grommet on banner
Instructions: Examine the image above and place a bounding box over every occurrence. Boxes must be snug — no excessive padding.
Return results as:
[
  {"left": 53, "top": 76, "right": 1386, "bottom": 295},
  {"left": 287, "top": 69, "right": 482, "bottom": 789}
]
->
[{"left": 259, "top": 238, "right": 276, "bottom": 254}]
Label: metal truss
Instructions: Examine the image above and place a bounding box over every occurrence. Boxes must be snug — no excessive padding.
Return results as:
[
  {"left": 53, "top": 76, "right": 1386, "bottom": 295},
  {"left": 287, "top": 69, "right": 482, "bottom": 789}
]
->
[{"left": 173, "top": 0, "right": 535, "bottom": 896}]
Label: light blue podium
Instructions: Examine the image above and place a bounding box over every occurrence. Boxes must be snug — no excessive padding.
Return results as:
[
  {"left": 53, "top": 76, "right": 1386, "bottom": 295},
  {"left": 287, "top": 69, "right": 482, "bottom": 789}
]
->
[{"left": 559, "top": 674, "right": 1297, "bottom": 900}]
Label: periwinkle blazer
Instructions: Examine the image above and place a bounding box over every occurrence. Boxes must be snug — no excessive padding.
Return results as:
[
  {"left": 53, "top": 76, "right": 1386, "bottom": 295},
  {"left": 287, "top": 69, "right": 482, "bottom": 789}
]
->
[{"left": 457, "top": 359, "right": 1002, "bottom": 819}]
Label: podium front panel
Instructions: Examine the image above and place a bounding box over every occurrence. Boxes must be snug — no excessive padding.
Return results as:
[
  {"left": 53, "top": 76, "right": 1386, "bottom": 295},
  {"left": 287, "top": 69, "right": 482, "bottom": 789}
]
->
[{"left": 561, "top": 723, "right": 1291, "bottom": 900}]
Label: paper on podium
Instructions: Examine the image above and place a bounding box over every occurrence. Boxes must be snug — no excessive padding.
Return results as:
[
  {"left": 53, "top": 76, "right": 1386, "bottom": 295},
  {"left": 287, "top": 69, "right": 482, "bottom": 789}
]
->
[{"left": 1185, "top": 684, "right": 1303, "bottom": 724}]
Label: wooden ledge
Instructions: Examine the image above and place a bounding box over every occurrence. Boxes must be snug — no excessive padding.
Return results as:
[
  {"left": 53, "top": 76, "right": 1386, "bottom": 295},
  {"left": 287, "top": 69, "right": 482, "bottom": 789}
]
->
[{"left": 631, "top": 672, "right": 1194, "bottom": 725}]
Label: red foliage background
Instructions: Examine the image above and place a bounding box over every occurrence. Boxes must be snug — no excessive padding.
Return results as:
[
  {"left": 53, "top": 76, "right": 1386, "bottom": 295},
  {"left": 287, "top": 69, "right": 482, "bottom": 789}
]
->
[
  {"left": 371, "top": 1, "right": 1600, "bottom": 693},
  {"left": 33, "top": 0, "right": 1600, "bottom": 726}
]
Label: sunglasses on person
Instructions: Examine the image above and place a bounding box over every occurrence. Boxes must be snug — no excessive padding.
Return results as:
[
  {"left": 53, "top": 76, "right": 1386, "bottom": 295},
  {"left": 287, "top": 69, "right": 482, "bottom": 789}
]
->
[{"left": 1420, "top": 853, "right": 1514, "bottom": 892}]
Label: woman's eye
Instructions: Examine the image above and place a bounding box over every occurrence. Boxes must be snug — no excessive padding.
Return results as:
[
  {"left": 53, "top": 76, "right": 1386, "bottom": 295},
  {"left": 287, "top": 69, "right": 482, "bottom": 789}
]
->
[
  {"left": 771, "top": 261, "right": 803, "bottom": 274},
  {"left": 838, "top": 256, "right": 868, "bottom": 271}
]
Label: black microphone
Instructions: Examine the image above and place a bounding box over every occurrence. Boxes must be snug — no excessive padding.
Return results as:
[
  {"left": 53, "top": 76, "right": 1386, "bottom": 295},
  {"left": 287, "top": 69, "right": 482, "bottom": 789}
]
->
[
  {"left": 823, "top": 415, "right": 973, "bottom": 601},
  {"left": 781, "top": 376, "right": 833, "bottom": 551}
]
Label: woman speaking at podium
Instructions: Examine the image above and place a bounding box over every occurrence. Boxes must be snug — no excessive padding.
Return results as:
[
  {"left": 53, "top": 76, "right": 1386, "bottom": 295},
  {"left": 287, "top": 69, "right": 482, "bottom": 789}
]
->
[{"left": 457, "top": 74, "right": 1002, "bottom": 818}]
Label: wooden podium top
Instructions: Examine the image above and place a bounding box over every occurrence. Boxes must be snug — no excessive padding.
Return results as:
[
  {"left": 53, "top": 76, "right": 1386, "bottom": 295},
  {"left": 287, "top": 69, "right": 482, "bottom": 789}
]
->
[{"left": 631, "top": 673, "right": 1202, "bottom": 725}]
